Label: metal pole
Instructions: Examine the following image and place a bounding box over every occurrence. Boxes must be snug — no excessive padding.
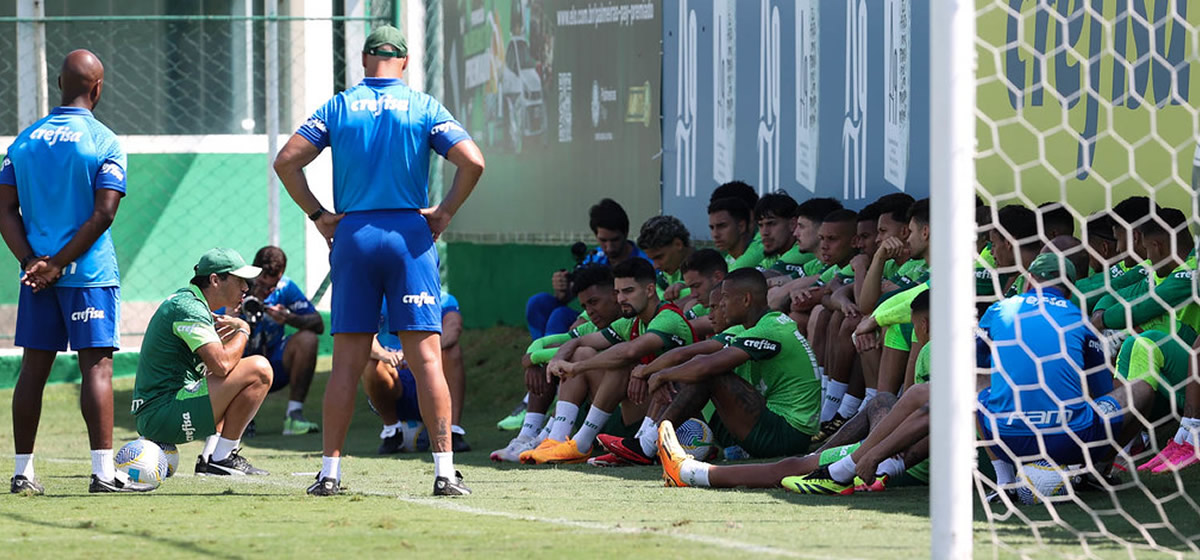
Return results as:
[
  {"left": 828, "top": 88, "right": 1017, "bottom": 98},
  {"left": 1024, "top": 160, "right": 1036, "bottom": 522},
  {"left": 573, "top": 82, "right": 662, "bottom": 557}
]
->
[
  {"left": 405, "top": 0, "right": 426, "bottom": 93},
  {"left": 16, "top": 0, "right": 47, "bottom": 130},
  {"left": 929, "top": 0, "right": 977, "bottom": 558},
  {"left": 344, "top": 0, "right": 367, "bottom": 88},
  {"left": 266, "top": 0, "right": 280, "bottom": 247}
]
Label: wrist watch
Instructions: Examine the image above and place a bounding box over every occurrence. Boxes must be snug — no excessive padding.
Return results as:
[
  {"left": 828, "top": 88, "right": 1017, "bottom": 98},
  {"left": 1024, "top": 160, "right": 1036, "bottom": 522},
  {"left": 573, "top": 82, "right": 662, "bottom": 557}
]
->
[{"left": 308, "top": 208, "right": 326, "bottom": 221}]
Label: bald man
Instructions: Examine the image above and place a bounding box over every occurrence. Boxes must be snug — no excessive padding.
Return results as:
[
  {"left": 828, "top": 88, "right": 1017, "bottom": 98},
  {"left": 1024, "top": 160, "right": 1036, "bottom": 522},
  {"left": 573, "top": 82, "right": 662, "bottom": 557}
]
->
[
  {"left": 642, "top": 268, "right": 822, "bottom": 460},
  {"left": 0, "top": 50, "right": 145, "bottom": 493},
  {"left": 275, "top": 26, "right": 485, "bottom": 496}
]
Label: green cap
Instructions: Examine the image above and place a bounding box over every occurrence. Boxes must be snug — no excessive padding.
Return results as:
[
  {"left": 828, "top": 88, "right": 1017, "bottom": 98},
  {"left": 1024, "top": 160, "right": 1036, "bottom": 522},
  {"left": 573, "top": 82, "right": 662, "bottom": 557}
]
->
[
  {"left": 363, "top": 25, "right": 407, "bottom": 58},
  {"left": 1028, "top": 252, "right": 1076, "bottom": 283},
  {"left": 195, "top": 248, "right": 260, "bottom": 279}
]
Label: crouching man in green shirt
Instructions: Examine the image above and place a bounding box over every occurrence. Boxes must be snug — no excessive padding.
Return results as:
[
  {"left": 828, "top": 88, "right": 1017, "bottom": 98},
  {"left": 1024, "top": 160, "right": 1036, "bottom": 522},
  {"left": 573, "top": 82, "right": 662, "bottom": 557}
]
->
[{"left": 131, "top": 248, "right": 273, "bottom": 476}]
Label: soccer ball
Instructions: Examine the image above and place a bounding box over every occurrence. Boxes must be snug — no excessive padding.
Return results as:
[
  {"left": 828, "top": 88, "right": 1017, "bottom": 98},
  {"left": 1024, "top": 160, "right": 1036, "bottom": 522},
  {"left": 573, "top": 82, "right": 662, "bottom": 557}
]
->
[
  {"left": 1017, "top": 459, "right": 1070, "bottom": 505},
  {"left": 156, "top": 442, "right": 179, "bottom": 478},
  {"left": 115, "top": 439, "right": 169, "bottom": 486},
  {"left": 675, "top": 418, "right": 715, "bottom": 460}
]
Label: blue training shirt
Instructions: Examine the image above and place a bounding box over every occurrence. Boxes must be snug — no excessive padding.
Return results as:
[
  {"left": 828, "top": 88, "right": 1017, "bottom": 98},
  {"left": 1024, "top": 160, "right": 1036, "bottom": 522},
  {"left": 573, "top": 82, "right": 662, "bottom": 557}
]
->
[
  {"left": 245, "top": 276, "right": 318, "bottom": 356},
  {"left": 295, "top": 77, "right": 471, "bottom": 213},
  {"left": 0, "top": 107, "right": 127, "bottom": 287},
  {"left": 976, "top": 286, "right": 1112, "bottom": 437},
  {"left": 378, "top": 292, "right": 459, "bottom": 350},
  {"left": 580, "top": 241, "right": 652, "bottom": 267}
]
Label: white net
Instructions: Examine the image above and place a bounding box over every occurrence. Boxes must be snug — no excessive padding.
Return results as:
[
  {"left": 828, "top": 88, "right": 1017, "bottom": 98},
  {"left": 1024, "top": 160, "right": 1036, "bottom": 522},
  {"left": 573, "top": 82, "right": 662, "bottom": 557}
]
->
[{"left": 973, "top": 0, "right": 1200, "bottom": 557}]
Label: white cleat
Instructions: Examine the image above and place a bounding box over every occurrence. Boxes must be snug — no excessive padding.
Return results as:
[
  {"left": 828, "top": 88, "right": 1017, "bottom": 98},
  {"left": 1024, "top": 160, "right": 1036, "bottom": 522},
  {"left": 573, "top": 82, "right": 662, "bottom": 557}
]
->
[{"left": 491, "top": 436, "right": 537, "bottom": 462}]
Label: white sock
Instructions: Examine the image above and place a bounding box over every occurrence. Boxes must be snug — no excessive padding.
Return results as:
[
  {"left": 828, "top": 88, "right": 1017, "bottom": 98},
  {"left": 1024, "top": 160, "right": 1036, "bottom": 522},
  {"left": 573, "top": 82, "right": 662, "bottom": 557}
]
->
[
  {"left": 680, "top": 459, "right": 712, "bottom": 487},
  {"left": 451, "top": 425, "right": 466, "bottom": 435},
  {"left": 838, "top": 394, "right": 863, "bottom": 420},
  {"left": 320, "top": 456, "right": 341, "bottom": 480},
  {"left": 819, "top": 367, "right": 828, "bottom": 392},
  {"left": 572, "top": 406, "right": 612, "bottom": 453},
  {"left": 521, "top": 393, "right": 530, "bottom": 405},
  {"left": 211, "top": 437, "right": 239, "bottom": 463},
  {"left": 287, "top": 400, "right": 304, "bottom": 415},
  {"left": 828, "top": 455, "right": 857, "bottom": 485},
  {"left": 822, "top": 381, "right": 848, "bottom": 423},
  {"left": 14, "top": 453, "right": 34, "bottom": 479},
  {"left": 549, "top": 401, "right": 580, "bottom": 441},
  {"left": 518, "top": 412, "right": 547, "bottom": 441},
  {"left": 201, "top": 434, "right": 220, "bottom": 460},
  {"left": 877, "top": 456, "right": 906, "bottom": 479},
  {"left": 860, "top": 388, "right": 878, "bottom": 412},
  {"left": 993, "top": 460, "right": 1017, "bottom": 486},
  {"left": 91, "top": 449, "right": 115, "bottom": 481},
  {"left": 381, "top": 420, "right": 403, "bottom": 439},
  {"left": 537, "top": 417, "right": 555, "bottom": 443},
  {"left": 1175, "top": 417, "right": 1200, "bottom": 445},
  {"left": 638, "top": 417, "right": 658, "bottom": 457},
  {"left": 433, "top": 451, "right": 454, "bottom": 479}
]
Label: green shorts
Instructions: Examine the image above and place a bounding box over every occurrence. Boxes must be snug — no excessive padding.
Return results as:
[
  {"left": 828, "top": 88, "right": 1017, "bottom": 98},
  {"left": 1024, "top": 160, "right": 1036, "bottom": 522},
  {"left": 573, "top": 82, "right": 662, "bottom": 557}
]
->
[
  {"left": 883, "top": 323, "right": 914, "bottom": 352},
  {"left": 710, "top": 407, "right": 811, "bottom": 459},
  {"left": 1116, "top": 328, "right": 1196, "bottom": 415},
  {"left": 135, "top": 379, "right": 217, "bottom": 445}
]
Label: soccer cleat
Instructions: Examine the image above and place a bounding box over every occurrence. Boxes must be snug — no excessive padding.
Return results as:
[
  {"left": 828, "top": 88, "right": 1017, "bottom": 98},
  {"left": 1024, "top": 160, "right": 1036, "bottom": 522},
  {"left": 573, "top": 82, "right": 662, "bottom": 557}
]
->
[
  {"left": 854, "top": 474, "right": 889, "bottom": 493},
  {"left": 433, "top": 470, "right": 472, "bottom": 496},
  {"left": 307, "top": 475, "right": 340, "bottom": 496},
  {"left": 282, "top": 412, "right": 320, "bottom": 435},
  {"left": 452, "top": 432, "right": 472, "bottom": 453},
  {"left": 809, "top": 414, "right": 848, "bottom": 445},
  {"left": 89, "top": 472, "right": 156, "bottom": 493},
  {"left": 496, "top": 402, "right": 527, "bottom": 431},
  {"left": 1151, "top": 441, "right": 1200, "bottom": 474},
  {"left": 200, "top": 450, "right": 268, "bottom": 476},
  {"left": 781, "top": 466, "right": 855, "bottom": 496},
  {"left": 529, "top": 439, "right": 591, "bottom": 464},
  {"left": 519, "top": 438, "right": 563, "bottom": 464},
  {"left": 596, "top": 433, "right": 656, "bottom": 465},
  {"left": 657, "top": 420, "right": 693, "bottom": 488},
  {"left": 194, "top": 454, "right": 208, "bottom": 475},
  {"left": 10, "top": 475, "right": 44, "bottom": 495},
  {"left": 587, "top": 453, "right": 627, "bottom": 467},
  {"left": 1071, "top": 471, "right": 1121, "bottom": 492},
  {"left": 1137, "top": 440, "right": 1182, "bottom": 472},
  {"left": 491, "top": 436, "right": 537, "bottom": 462},
  {"left": 378, "top": 428, "right": 405, "bottom": 455}
]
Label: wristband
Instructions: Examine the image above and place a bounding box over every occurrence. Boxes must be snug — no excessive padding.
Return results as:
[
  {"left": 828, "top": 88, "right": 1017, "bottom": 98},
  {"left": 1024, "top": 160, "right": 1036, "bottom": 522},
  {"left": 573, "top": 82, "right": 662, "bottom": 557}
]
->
[
  {"left": 236, "top": 328, "right": 251, "bottom": 337},
  {"left": 308, "top": 208, "right": 326, "bottom": 221},
  {"left": 19, "top": 254, "right": 37, "bottom": 269}
]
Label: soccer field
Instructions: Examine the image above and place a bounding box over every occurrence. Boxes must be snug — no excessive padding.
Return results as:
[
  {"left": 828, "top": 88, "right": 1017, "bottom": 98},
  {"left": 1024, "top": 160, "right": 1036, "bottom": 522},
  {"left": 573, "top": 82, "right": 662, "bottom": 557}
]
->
[{"left": 0, "top": 327, "right": 1196, "bottom": 560}]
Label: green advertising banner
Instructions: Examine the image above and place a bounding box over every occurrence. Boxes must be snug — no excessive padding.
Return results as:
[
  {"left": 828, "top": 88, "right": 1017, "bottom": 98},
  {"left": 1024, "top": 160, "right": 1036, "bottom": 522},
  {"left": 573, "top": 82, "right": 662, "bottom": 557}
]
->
[{"left": 441, "top": 1, "right": 663, "bottom": 244}]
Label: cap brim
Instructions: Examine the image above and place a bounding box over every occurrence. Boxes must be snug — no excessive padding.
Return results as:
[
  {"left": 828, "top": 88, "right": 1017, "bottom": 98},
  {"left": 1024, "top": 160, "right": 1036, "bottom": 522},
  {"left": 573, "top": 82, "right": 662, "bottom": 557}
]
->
[{"left": 229, "top": 265, "right": 261, "bottom": 279}]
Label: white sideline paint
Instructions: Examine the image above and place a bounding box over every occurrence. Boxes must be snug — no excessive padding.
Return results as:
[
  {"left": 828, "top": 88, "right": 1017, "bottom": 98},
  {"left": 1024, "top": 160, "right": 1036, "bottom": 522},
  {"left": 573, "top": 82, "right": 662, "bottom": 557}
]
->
[{"left": 218, "top": 474, "right": 831, "bottom": 559}]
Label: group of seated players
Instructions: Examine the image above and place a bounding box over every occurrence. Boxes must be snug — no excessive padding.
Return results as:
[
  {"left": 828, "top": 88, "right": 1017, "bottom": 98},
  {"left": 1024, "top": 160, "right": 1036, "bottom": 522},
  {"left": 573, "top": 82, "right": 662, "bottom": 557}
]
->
[{"left": 478, "top": 183, "right": 1200, "bottom": 501}]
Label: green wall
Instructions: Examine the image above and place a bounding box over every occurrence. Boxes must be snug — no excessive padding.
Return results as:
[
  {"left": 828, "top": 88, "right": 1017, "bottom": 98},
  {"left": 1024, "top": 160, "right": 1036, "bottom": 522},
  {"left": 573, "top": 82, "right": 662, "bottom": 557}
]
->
[{"left": 445, "top": 242, "right": 578, "bottom": 329}]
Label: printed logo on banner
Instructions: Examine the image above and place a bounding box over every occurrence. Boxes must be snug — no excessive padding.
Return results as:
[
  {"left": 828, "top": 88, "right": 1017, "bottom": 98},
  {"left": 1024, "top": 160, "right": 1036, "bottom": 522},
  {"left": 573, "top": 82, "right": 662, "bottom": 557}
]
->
[
  {"left": 795, "top": 0, "right": 820, "bottom": 192},
  {"left": 675, "top": 0, "right": 697, "bottom": 198},
  {"left": 843, "top": 0, "right": 868, "bottom": 201},
  {"left": 757, "top": 0, "right": 780, "bottom": 195},
  {"left": 883, "top": 0, "right": 911, "bottom": 191},
  {"left": 712, "top": 0, "right": 736, "bottom": 185}
]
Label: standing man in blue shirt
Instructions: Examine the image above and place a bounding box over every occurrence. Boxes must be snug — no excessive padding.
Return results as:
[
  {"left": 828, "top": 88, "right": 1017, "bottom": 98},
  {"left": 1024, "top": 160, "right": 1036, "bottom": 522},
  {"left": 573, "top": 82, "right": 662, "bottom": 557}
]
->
[
  {"left": 274, "top": 26, "right": 485, "bottom": 497},
  {"left": 0, "top": 50, "right": 134, "bottom": 494}
]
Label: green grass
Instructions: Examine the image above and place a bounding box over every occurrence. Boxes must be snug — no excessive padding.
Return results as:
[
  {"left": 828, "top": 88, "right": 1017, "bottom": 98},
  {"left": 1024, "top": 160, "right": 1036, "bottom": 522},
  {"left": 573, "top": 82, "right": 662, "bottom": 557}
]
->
[{"left": 0, "top": 327, "right": 1198, "bottom": 559}]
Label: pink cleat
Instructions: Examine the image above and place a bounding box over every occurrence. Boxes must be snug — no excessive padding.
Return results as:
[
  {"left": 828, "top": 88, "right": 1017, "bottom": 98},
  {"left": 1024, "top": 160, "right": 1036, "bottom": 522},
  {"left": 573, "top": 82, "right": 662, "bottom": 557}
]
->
[
  {"left": 1151, "top": 441, "right": 1200, "bottom": 474},
  {"left": 1137, "top": 441, "right": 1182, "bottom": 472}
]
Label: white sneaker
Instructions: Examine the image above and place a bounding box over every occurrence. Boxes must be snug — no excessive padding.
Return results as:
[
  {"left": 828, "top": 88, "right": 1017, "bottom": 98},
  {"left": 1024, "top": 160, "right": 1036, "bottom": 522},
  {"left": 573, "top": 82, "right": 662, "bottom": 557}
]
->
[
  {"left": 491, "top": 436, "right": 536, "bottom": 462},
  {"left": 399, "top": 421, "right": 425, "bottom": 452}
]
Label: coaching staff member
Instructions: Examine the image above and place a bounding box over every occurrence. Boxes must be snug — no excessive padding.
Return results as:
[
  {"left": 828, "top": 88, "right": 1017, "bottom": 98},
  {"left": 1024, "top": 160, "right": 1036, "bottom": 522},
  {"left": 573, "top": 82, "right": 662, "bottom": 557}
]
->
[{"left": 274, "top": 26, "right": 484, "bottom": 496}]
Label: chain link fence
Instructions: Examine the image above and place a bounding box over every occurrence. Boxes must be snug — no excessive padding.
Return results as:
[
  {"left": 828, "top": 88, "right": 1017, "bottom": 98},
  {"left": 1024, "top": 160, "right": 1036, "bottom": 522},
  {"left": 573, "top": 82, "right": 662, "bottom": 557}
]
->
[{"left": 0, "top": 1, "right": 402, "bottom": 348}]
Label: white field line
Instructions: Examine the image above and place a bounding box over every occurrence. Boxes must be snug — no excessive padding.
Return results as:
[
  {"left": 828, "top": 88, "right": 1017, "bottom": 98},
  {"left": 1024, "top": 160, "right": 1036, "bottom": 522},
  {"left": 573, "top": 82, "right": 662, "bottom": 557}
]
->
[{"left": 216, "top": 474, "right": 842, "bottom": 560}]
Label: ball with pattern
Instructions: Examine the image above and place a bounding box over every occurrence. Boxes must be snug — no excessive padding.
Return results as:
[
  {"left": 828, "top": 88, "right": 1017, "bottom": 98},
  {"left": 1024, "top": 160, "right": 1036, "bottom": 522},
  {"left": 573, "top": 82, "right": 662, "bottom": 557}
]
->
[
  {"left": 115, "top": 439, "right": 168, "bottom": 486},
  {"left": 676, "top": 418, "right": 715, "bottom": 460},
  {"left": 157, "top": 442, "right": 179, "bottom": 477},
  {"left": 1017, "top": 459, "right": 1070, "bottom": 505}
]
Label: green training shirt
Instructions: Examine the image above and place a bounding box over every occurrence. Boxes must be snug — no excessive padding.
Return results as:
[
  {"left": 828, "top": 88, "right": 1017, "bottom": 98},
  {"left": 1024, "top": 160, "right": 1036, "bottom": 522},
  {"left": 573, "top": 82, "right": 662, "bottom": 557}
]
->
[
  {"left": 819, "top": 261, "right": 855, "bottom": 285},
  {"left": 913, "top": 342, "right": 932, "bottom": 385},
  {"left": 602, "top": 304, "right": 695, "bottom": 356},
  {"left": 131, "top": 285, "right": 221, "bottom": 415},
  {"left": 729, "top": 232, "right": 764, "bottom": 271},
  {"left": 1098, "top": 256, "right": 1199, "bottom": 333},
  {"left": 770, "top": 245, "right": 818, "bottom": 278},
  {"left": 729, "top": 312, "right": 821, "bottom": 434}
]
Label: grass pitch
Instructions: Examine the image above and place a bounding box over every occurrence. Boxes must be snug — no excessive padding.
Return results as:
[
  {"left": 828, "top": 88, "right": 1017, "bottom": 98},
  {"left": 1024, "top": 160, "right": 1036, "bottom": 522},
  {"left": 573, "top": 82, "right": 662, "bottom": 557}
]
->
[{"left": 1, "top": 327, "right": 1198, "bottom": 559}]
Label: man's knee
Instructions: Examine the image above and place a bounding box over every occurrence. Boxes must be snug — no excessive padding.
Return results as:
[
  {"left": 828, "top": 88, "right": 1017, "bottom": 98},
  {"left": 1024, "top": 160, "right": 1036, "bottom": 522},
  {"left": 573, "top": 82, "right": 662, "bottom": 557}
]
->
[
  {"left": 242, "top": 355, "right": 273, "bottom": 386},
  {"left": 900, "top": 383, "right": 930, "bottom": 403},
  {"left": 291, "top": 329, "right": 319, "bottom": 351}
]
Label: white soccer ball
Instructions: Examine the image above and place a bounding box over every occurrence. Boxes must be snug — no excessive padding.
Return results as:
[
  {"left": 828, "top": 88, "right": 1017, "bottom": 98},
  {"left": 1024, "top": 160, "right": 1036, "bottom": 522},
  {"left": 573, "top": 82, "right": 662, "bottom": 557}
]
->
[
  {"left": 157, "top": 442, "right": 179, "bottom": 478},
  {"left": 115, "top": 439, "right": 168, "bottom": 486},
  {"left": 1017, "top": 459, "right": 1070, "bottom": 505},
  {"left": 676, "top": 418, "right": 715, "bottom": 460}
]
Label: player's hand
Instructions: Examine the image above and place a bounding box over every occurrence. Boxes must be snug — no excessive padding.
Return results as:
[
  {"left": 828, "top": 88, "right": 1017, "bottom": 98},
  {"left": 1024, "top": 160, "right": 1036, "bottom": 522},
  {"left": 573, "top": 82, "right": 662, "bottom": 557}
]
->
[
  {"left": 853, "top": 318, "right": 880, "bottom": 352},
  {"left": 631, "top": 364, "right": 649, "bottom": 380},
  {"left": 23, "top": 258, "right": 62, "bottom": 292},
  {"left": 264, "top": 303, "right": 290, "bottom": 324},
  {"left": 627, "top": 375, "right": 649, "bottom": 405},
  {"left": 546, "top": 359, "right": 567, "bottom": 378},
  {"left": 214, "top": 314, "right": 251, "bottom": 334},
  {"left": 767, "top": 275, "right": 791, "bottom": 288},
  {"left": 650, "top": 374, "right": 677, "bottom": 406},
  {"left": 420, "top": 206, "right": 452, "bottom": 241},
  {"left": 314, "top": 212, "right": 344, "bottom": 248},
  {"left": 551, "top": 270, "right": 570, "bottom": 299},
  {"left": 840, "top": 300, "right": 862, "bottom": 319},
  {"left": 663, "top": 282, "right": 686, "bottom": 302},
  {"left": 876, "top": 236, "right": 908, "bottom": 261},
  {"left": 526, "top": 365, "right": 551, "bottom": 396}
]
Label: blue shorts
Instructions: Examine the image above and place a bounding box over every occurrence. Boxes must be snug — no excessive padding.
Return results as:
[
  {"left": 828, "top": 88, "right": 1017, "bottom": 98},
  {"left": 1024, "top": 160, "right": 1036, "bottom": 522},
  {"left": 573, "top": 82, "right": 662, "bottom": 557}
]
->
[
  {"left": 977, "top": 395, "right": 1124, "bottom": 466},
  {"left": 331, "top": 210, "right": 441, "bottom": 334},
  {"left": 16, "top": 285, "right": 120, "bottom": 351},
  {"left": 266, "top": 337, "right": 289, "bottom": 392},
  {"left": 394, "top": 368, "right": 422, "bottom": 421}
]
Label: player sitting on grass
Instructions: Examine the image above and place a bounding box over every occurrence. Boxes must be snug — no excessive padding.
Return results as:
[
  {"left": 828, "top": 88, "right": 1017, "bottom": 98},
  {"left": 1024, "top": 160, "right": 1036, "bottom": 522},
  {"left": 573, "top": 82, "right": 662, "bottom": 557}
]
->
[
  {"left": 631, "top": 269, "right": 820, "bottom": 466},
  {"left": 491, "top": 265, "right": 625, "bottom": 462},
  {"left": 365, "top": 293, "right": 472, "bottom": 454},
  {"left": 239, "top": 246, "right": 323, "bottom": 437},
  {"left": 523, "top": 258, "right": 695, "bottom": 464},
  {"left": 657, "top": 289, "right": 934, "bottom": 492},
  {"left": 132, "top": 248, "right": 272, "bottom": 477}
]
